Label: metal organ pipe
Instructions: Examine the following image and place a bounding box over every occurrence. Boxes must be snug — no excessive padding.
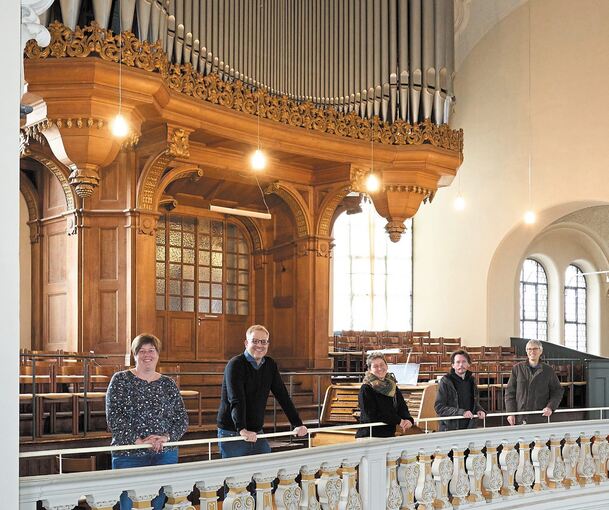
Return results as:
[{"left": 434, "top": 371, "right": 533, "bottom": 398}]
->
[{"left": 40, "top": 0, "right": 457, "bottom": 126}]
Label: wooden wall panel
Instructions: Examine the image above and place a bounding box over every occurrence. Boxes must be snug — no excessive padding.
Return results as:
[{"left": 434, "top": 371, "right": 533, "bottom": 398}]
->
[
  {"left": 225, "top": 316, "right": 248, "bottom": 358},
  {"left": 167, "top": 316, "right": 196, "bottom": 357},
  {"left": 45, "top": 171, "right": 67, "bottom": 216},
  {"left": 99, "top": 290, "right": 118, "bottom": 342},
  {"left": 156, "top": 315, "right": 166, "bottom": 343},
  {"left": 197, "top": 317, "right": 223, "bottom": 360},
  {"left": 100, "top": 162, "right": 119, "bottom": 202},
  {"left": 87, "top": 221, "right": 127, "bottom": 354},
  {"left": 100, "top": 228, "right": 118, "bottom": 280},
  {"left": 46, "top": 293, "right": 66, "bottom": 347},
  {"left": 42, "top": 220, "right": 69, "bottom": 351},
  {"left": 47, "top": 232, "right": 66, "bottom": 283}
]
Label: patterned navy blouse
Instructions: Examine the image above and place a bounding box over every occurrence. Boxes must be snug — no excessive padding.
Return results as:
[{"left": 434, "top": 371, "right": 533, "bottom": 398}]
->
[{"left": 106, "top": 370, "right": 189, "bottom": 456}]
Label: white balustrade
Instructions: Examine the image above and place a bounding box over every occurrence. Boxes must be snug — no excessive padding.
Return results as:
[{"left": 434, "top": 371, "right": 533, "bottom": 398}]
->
[{"left": 19, "top": 420, "right": 609, "bottom": 510}]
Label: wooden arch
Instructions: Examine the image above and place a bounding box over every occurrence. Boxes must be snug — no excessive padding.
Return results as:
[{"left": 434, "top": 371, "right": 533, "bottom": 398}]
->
[
  {"left": 316, "top": 184, "right": 351, "bottom": 237},
  {"left": 19, "top": 172, "right": 40, "bottom": 224},
  {"left": 23, "top": 148, "right": 76, "bottom": 210},
  {"left": 265, "top": 181, "right": 311, "bottom": 239},
  {"left": 152, "top": 164, "right": 203, "bottom": 212}
]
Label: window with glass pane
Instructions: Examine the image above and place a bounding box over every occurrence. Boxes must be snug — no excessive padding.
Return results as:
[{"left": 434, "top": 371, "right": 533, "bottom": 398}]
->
[
  {"left": 225, "top": 223, "right": 249, "bottom": 315},
  {"left": 332, "top": 199, "right": 413, "bottom": 331},
  {"left": 155, "top": 215, "right": 250, "bottom": 315},
  {"left": 564, "top": 264, "right": 587, "bottom": 352},
  {"left": 519, "top": 258, "right": 548, "bottom": 341}
]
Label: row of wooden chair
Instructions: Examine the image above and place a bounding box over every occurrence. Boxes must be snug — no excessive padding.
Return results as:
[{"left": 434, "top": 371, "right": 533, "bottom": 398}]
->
[{"left": 19, "top": 355, "right": 203, "bottom": 438}]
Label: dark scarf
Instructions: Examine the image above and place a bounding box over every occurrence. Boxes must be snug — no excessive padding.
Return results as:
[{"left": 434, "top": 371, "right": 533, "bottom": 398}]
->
[{"left": 363, "top": 371, "right": 397, "bottom": 398}]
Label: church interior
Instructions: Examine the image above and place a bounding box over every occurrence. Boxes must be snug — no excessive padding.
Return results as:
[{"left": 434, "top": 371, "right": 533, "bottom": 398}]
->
[{"left": 12, "top": 0, "right": 609, "bottom": 508}]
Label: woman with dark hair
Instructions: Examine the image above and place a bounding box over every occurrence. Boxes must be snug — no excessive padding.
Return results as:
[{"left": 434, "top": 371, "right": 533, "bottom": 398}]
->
[
  {"left": 106, "top": 333, "right": 189, "bottom": 510},
  {"left": 355, "top": 352, "right": 414, "bottom": 438}
]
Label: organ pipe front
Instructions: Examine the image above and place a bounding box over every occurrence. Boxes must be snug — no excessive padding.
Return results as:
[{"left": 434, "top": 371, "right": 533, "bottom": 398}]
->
[{"left": 40, "top": 0, "right": 456, "bottom": 125}]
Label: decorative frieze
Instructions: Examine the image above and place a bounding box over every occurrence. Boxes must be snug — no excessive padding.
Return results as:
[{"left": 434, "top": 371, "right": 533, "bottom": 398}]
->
[{"left": 25, "top": 23, "right": 464, "bottom": 154}]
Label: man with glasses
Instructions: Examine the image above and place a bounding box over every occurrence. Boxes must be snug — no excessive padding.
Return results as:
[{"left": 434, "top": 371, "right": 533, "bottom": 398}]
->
[
  {"left": 505, "top": 339, "right": 563, "bottom": 425},
  {"left": 217, "top": 324, "right": 308, "bottom": 457}
]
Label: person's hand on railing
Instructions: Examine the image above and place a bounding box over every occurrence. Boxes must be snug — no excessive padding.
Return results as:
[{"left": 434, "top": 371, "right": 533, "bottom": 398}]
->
[
  {"left": 507, "top": 415, "right": 516, "bottom": 426},
  {"left": 293, "top": 425, "right": 308, "bottom": 437},
  {"left": 399, "top": 419, "right": 413, "bottom": 432},
  {"left": 239, "top": 429, "right": 258, "bottom": 442},
  {"left": 476, "top": 410, "right": 486, "bottom": 420},
  {"left": 463, "top": 410, "right": 474, "bottom": 419},
  {"left": 542, "top": 407, "right": 553, "bottom": 417},
  {"left": 135, "top": 435, "right": 169, "bottom": 453}
]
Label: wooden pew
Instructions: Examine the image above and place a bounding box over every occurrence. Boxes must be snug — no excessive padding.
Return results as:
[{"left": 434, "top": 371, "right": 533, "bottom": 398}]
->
[{"left": 312, "top": 383, "right": 438, "bottom": 446}]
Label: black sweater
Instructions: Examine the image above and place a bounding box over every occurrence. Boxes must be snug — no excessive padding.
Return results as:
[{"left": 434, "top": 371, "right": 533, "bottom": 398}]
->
[
  {"left": 355, "top": 384, "right": 414, "bottom": 438},
  {"left": 216, "top": 354, "right": 303, "bottom": 432}
]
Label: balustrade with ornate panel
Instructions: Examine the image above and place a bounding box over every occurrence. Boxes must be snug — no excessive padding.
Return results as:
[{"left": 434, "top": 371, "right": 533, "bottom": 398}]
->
[{"left": 20, "top": 420, "right": 609, "bottom": 510}]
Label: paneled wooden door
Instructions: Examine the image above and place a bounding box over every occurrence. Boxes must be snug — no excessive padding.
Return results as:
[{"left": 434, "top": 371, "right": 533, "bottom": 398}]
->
[{"left": 155, "top": 214, "right": 252, "bottom": 361}]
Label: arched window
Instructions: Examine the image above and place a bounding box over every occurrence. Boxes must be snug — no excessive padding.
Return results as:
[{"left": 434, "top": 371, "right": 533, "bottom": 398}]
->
[
  {"left": 520, "top": 258, "right": 548, "bottom": 341},
  {"left": 564, "top": 264, "right": 587, "bottom": 352},
  {"left": 155, "top": 215, "right": 250, "bottom": 315},
  {"left": 332, "top": 199, "right": 412, "bottom": 331}
]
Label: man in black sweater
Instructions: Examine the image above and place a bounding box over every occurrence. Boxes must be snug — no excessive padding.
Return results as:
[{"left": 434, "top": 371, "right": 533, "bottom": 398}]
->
[
  {"left": 216, "top": 324, "right": 308, "bottom": 458},
  {"left": 434, "top": 349, "right": 486, "bottom": 431}
]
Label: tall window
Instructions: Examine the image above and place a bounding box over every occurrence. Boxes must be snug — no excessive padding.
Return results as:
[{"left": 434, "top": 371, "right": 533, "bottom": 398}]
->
[
  {"left": 564, "top": 264, "right": 587, "bottom": 352},
  {"left": 155, "top": 215, "right": 250, "bottom": 315},
  {"left": 520, "top": 258, "right": 548, "bottom": 341},
  {"left": 332, "top": 199, "right": 413, "bottom": 331}
]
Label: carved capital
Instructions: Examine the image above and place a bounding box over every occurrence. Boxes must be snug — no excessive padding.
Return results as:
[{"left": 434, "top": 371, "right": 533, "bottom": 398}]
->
[
  {"left": 68, "top": 164, "right": 100, "bottom": 199},
  {"left": 167, "top": 127, "right": 192, "bottom": 158}
]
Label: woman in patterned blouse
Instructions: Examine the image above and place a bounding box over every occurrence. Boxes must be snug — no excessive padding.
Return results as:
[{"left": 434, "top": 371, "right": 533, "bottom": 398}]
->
[{"left": 106, "top": 333, "right": 189, "bottom": 510}]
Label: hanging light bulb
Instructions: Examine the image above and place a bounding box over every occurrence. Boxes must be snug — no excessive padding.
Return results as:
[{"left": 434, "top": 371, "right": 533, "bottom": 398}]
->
[
  {"left": 454, "top": 194, "right": 466, "bottom": 211},
  {"left": 365, "top": 172, "right": 380, "bottom": 193},
  {"left": 110, "top": 113, "right": 129, "bottom": 138},
  {"left": 524, "top": 210, "right": 536, "bottom": 225},
  {"left": 250, "top": 148, "right": 267, "bottom": 171}
]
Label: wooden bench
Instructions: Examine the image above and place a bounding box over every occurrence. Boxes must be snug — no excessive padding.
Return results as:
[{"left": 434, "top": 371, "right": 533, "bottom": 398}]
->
[{"left": 311, "top": 382, "right": 438, "bottom": 446}]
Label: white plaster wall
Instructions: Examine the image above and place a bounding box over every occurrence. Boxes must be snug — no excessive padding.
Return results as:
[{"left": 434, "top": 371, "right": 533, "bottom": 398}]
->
[
  {"left": 20, "top": 194, "right": 32, "bottom": 350},
  {"left": 413, "top": 0, "right": 609, "bottom": 347},
  {"left": 1, "top": 1, "right": 21, "bottom": 504}
]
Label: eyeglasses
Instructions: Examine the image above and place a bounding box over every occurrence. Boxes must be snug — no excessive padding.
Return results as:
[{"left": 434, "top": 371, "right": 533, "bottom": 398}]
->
[
  {"left": 250, "top": 339, "right": 269, "bottom": 346},
  {"left": 526, "top": 347, "right": 540, "bottom": 351}
]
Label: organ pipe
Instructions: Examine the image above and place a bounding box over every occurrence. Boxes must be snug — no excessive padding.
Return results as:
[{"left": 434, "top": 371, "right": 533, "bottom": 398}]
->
[{"left": 39, "top": 0, "right": 456, "bottom": 125}]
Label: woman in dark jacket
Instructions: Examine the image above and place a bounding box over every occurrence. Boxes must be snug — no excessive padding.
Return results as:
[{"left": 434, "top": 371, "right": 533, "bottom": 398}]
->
[{"left": 356, "top": 352, "right": 414, "bottom": 438}]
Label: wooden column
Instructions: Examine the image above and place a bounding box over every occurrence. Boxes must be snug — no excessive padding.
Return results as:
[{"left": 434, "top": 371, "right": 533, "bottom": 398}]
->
[
  {"left": 482, "top": 441, "right": 504, "bottom": 501},
  {"left": 430, "top": 450, "right": 452, "bottom": 508},
  {"left": 386, "top": 454, "right": 402, "bottom": 510},
  {"left": 466, "top": 443, "right": 486, "bottom": 503},
  {"left": 448, "top": 447, "right": 470, "bottom": 508},
  {"left": 576, "top": 433, "right": 596, "bottom": 487},
  {"left": 300, "top": 464, "right": 321, "bottom": 509},
  {"left": 515, "top": 440, "right": 535, "bottom": 494},
  {"left": 499, "top": 442, "right": 519, "bottom": 498},
  {"left": 317, "top": 462, "right": 343, "bottom": 510},
  {"left": 531, "top": 437, "right": 550, "bottom": 491},
  {"left": 592, "top": 433, "right": 609, "bottom": 484},
  {"left": 563, "top": 434, "right": 580, "bottom": 488},
  {"left": 413, "top": 452, "right": 435, "bottom": 510},
  {"left": 274, "top": 468, "right": 302, "bottom": 510},
  {"left": 397, "top": 452, "right": 419, "bottom": 510},
  {"left": 547, "top": 436, "right": 566, "bottom": 489}
]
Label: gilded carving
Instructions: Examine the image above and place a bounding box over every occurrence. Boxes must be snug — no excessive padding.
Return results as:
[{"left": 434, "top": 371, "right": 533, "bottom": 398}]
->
[
  {"left": 26, "top": 23, "right": 464, "bottom": 154},
  {"left": 168, "top": 128, "right": 191, "bottom": 158}
]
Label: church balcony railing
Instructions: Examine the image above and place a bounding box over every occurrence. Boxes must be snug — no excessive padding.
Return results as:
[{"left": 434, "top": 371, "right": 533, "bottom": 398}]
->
[{"left": 19, "top": 410, "right": 609, "bottom": 510}]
